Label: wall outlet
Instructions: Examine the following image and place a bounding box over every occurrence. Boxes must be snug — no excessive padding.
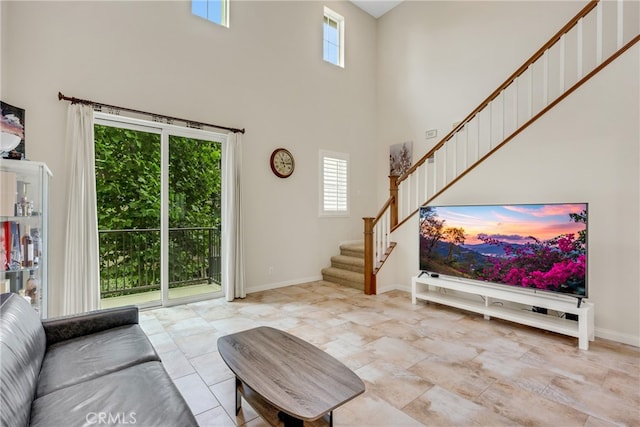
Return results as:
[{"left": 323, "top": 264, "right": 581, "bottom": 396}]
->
[{"left": 425, "top": 129, "right": 437, "bottom": 139}]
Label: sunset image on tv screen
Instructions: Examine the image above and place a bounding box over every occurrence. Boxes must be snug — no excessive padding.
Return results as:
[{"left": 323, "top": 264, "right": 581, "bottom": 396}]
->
[{"left": 419, "top": 203, "right": 587, "bottom": 297}]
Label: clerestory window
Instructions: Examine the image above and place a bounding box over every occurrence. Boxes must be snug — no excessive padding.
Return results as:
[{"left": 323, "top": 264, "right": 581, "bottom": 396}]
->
[
  {"left": 323, "top": 7, "right": 344, "bottom": 67},
  {"left": 192, "top": 0, "right": 229, "bottom": 27}
]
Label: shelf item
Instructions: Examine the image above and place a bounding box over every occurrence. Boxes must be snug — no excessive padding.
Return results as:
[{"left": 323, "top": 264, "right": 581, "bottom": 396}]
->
[
  {"left": 412, "top": 274, "right": 594, "bottom": 350},
  {"left": 1, "top": 159, "right": 51, "bottom": 317}
]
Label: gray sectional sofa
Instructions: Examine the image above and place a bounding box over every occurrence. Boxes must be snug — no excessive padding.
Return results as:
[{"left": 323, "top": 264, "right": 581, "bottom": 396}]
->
[{"left": 0, "top": 292, "right": 197, "bottom": 426}]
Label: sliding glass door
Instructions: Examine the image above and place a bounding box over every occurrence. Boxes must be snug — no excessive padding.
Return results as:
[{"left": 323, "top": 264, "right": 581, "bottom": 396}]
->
[{"left": 95, "top": 114, "right": 224, "bottom": 308}]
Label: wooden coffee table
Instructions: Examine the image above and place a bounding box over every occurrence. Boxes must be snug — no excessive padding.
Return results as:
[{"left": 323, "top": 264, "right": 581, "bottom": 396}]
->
[{"left": 217, "top": 326, "right": 365, "bottom": 427}]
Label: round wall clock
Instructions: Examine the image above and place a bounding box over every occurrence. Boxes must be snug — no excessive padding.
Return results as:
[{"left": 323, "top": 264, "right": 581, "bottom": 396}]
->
[{"left": 270, "top": 148, "right": 295, "bottom": 178}]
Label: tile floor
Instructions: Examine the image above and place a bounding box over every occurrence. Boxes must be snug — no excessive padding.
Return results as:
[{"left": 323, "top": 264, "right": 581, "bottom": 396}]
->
[{"left": 138, "top": 281, "right": 640, "bottom": 427}]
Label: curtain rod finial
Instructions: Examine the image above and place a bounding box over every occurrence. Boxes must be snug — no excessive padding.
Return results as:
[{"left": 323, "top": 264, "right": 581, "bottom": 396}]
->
[{"left": 58, "top": 91, "right": 64, "bottom": 100}]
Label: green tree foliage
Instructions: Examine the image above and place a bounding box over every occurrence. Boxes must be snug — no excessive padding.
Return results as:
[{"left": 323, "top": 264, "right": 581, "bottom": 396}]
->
[
  {"left": 94, "top": 126, "right": 222, "bottom": 230},
  {"left": 94, "top": 125, "right": 222, "bottom": 296},
  {"left": 168, "top": 135, "right": 222, "bottom": 286},
  {"left": 169, "top": 135, "right": 221, "bottom": 229},
  {"left": 95, "top": 125, "right": 161, "bottom": 230}
]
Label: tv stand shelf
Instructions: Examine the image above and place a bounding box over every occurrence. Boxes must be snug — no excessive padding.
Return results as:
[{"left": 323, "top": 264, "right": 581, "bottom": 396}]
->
[{"left": 412, "top": 275, "right": 594, "bottom": 350}]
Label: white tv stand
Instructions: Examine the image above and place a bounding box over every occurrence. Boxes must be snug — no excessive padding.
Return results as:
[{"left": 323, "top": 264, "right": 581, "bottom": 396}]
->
[{"left": 412, "top": 274, "right": 594, "bottom": 350}]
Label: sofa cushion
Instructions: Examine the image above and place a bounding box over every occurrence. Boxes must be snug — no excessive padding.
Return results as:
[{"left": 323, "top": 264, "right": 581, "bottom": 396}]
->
[
  {"left": 0, "top": 293, "right": 47, "bottom": 427},
  {"left": 36, "top": 324, "right": 159, "bottom": 398},
  {"left": 30, "top": 361, "right": 198, "bottom": 427},
  {"left": 42, "top": 305, "right": 139, "bottom": 346}
]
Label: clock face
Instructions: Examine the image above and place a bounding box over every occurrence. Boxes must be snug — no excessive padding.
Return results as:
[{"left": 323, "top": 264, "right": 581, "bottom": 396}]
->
[{"left": 270, "top": 148, "right": 295, "bottom": 178}]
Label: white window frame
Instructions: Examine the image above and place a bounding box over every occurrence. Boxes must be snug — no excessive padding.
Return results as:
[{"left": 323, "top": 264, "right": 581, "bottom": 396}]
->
[
  {"left": 323, "top": 6, "right": 345, "bottom": 67},
  {"left": 192, "top": 0, "right": 229, "bottom": 28},
  {"left": 319, "top": 150, "right": 349, "bottom": 217},
  {"left": 94, "top": 112, "right": 227, "bottom": 307}
]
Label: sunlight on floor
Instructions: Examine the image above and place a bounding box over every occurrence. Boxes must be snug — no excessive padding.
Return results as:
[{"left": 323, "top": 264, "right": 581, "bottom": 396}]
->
[{"left": 100, "top": 283, "right": 222, "bottom": 309}]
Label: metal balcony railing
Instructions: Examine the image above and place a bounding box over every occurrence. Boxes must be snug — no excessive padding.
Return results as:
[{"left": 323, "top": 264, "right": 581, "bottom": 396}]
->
[{"left": 99, "top": 227, "right": 221, "bottom": 298}]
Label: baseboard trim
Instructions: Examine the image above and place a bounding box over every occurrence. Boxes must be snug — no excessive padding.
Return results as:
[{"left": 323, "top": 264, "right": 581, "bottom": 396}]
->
[
  {"left": 377, "top": 283, "right": 411, "bottom": 294},
  {"left": 594, "top": 327, "right": 640, "bottom": 347},
  {"left": 247, "top": 276, "right": 324, "bottom": 294}
]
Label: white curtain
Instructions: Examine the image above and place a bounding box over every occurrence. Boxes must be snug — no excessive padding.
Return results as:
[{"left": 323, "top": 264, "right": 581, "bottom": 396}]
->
[
  {"left": 222, "top": 132, "right": 245, "bottom": 301},
  {"left": 61, "top": 104, "right": 101, "bottom": 314}
]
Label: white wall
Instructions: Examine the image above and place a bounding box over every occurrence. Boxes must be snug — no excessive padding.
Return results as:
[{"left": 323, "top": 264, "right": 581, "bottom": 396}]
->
[
  {"left": 0, "top": 1, "right": 378, "bottom": 315},
  {"left": 375, "top": 0, "right": 585, "bottom": 202},
  {"left": 376, "top": 1, "right": 640, "bottom": 345}
]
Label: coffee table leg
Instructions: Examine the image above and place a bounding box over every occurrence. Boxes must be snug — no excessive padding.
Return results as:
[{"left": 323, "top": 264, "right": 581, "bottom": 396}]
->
[{"left": 235, "top": 376, "right": 242, "bottom": 415}]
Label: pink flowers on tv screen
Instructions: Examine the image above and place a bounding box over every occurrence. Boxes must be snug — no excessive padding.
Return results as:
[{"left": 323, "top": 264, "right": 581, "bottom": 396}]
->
[{"left": 419, "top": 203, "right": 587, "bottom": 297}]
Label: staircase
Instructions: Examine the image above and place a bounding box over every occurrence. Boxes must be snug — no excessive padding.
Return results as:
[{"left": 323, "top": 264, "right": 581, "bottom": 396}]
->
[
  {"left": 321, "top": 243, "right": 365, "bottom": 290},
  {"left": 361, "top": 0, "right": 639, "bottom": 295}
]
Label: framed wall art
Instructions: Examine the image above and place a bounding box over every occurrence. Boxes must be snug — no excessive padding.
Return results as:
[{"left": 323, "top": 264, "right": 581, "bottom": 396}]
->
[
  {"left": 1, "top": 101, "right": 25, "bottom": 160},
  {"left": 389, "top": 141, "right": 412, "bottom": 177}
]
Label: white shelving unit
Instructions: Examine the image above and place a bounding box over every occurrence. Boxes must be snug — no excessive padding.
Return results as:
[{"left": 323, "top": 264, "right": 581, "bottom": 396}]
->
[
  {"left": 1, "top": 159, "right": 51, "bottom": 318},
  {"left": 412, "top": 274, "right": 594, "bottom": 350}
]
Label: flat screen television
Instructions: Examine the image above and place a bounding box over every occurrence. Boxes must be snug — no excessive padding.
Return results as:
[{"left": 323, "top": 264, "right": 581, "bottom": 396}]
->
[{"left": 419, "top": 203, "right": 587, "bottom": 298}]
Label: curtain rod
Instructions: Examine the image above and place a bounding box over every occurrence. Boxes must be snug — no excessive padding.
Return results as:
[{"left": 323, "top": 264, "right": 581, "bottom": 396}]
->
[{"left": 57, "top": 91, "right": 245, "bottom": 134}]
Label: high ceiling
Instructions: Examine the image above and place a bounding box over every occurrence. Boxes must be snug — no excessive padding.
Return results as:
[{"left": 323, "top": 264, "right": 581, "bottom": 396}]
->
[{"left": 350, "top": 1, "right": 403, "bottom": 18}]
